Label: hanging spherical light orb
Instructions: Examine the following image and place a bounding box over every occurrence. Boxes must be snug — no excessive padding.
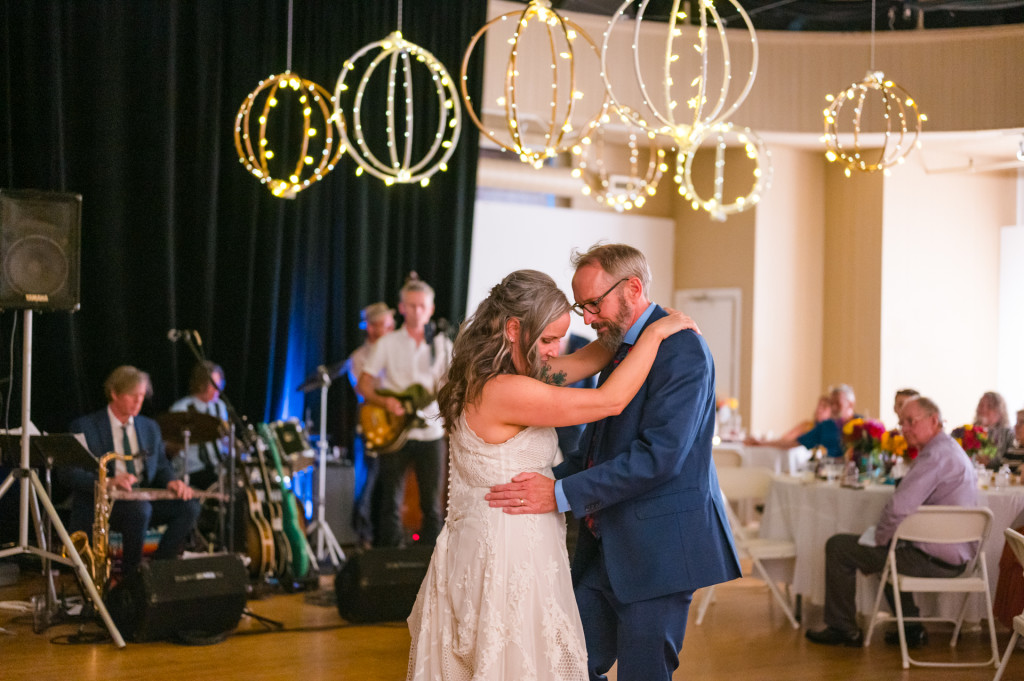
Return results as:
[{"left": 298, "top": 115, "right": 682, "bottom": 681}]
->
[
  {"left": 234, "top": 71, "right": 345, "bottom": 199},
  {"left": 460, "top": 0, "right": 609, "bottom": 169},
  {"left": 333, "top": 31, "right": 461, "bottom": 187},
  {"left": 601, "top": 0, "right": 758, "bottom": 149},
  {"left": 675, "top": 121, "right": 771, "bottom": 222},
  {"left": 823, "top": 70, "right": 926, "bottom": 177},
  {"left": 571, "top": 105, "right": 667, "bottom": 212}
]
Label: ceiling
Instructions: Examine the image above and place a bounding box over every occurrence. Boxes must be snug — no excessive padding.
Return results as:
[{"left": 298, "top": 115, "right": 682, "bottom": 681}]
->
[
  {"left": 512, "top": 0, "right": 1024, "bottom": 30},
  {"left": 501, "top": 0, "right": 1024, "bottom": 172}
]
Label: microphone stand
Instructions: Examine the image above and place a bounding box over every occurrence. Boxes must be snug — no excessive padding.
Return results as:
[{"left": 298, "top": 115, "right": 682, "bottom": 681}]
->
[
  {"left": 304, "top": 365, "right": 344, "bottom": 568},
  {"left": 170, "top": 330, "right": 281, "bottom": 629}
]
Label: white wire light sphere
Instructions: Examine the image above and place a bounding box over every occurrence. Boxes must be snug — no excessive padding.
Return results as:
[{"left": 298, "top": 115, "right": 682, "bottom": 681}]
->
[
  {"left": 460, "top": 0, "right": 609, "bottom": 169},
  {"left": 234, "top": 71, "right": 345, "bottom": 199},
  {"left": 571, "top": 105, "right": 667, "bottom": 212},
  {"left": 823, "top": 71, "right": 925, "bottom": 177},
  {"left": 333, "top": 31, "right": 461, "bottom": 187},
  {"left": 675, "top": 121, "right": 771, "bottom": 222},
  {"left": 601, "top": 0, "right": 758, "bottom": 150}
]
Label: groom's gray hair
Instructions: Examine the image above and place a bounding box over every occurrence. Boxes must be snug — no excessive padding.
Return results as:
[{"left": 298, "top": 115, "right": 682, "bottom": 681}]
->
[{"left": 571, "top": 242, "right": 651, "bottom": 298}]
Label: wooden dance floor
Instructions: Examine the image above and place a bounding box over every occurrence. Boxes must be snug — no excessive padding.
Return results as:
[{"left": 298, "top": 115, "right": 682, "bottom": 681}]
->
[{"left": 0, "top": 557, "right": 1013, "bottom": 681}]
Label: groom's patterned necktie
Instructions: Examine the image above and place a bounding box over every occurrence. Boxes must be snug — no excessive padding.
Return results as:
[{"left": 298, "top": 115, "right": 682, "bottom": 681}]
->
[{"left": 584, "top": 342, "right": 632, "bottom": 538}]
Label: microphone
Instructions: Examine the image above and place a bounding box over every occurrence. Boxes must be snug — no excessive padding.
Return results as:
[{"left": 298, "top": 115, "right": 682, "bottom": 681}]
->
[{"left": 167, "top": 329, "right": 193, "bottom": 342}]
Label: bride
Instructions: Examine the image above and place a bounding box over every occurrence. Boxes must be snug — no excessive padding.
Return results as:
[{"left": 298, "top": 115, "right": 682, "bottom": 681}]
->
[{"left": 405, "top": 269, "right": 695, "bottom": 681}]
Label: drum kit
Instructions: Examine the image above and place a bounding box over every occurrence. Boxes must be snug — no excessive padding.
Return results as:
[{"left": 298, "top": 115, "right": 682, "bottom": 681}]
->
[{"left": 154, "top": 366, "right": 345, "bottom": 572}]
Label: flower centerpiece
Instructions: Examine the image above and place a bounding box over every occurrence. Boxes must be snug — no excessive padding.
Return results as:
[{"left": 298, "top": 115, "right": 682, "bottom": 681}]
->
[
  {"left": 950, "top": 424, "right": 997, "bottom": 463},
  {"left": 842, "top": 417, "right": 887, "bottom": 476}
]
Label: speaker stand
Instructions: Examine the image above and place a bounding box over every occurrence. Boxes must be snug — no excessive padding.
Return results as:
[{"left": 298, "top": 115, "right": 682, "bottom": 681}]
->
[
  {"left": 304, "top": 369, "right": 345, "bottom": 568},
  {"left": 0, "top": 311, "right": 125, "bottom": 647},
  {"left": 242, "top": 607, "right": 283, "bottom": 631}
]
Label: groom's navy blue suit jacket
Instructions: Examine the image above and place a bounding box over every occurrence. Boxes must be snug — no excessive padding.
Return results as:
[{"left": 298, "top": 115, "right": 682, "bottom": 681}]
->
[{"left": 555, "top": 305, "right": 741, "bottom": 604}]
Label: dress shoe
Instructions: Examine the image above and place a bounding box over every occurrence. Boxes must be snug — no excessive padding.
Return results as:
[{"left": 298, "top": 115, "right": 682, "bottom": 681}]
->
[
  {"left": 806, "top": 626, "right": 864, "bottom": 647},
  {"left": 884, "top": 625, "right": 928, "bottom": 648}
]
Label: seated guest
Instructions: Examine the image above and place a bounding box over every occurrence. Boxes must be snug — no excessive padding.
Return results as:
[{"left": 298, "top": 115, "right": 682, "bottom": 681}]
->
[
  {"left": 62, "top": 365, "right": 200, "bottom": 575},
  {"left": 892, "top": 388, "right": 919, "bottom": 426},
  {"left": 974, "top": 391, "right": 1015, "bottom": 466},
  {"left": 746, "top": 384, "right": 857, "bottom": 459},
  {"left": 1002, "top": 408, "right": 1024, "bottom": 472},
  {"left": 805, "top": 396, "right": 977, "bottom": 648},
  {"left": 170, "top": 361, "right": 228, "bottom": 490},
  {"left": 777, "top": 394, "right": 831, "bottom": 442}
]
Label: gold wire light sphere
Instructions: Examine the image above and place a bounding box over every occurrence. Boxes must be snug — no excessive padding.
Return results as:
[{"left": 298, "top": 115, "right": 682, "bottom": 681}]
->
[
  {"left": 571, "top": 105, "right": 667, "bottom": 212},
  {"left": 234, "top": 71, "right": 345, "bottom": 199},
  {"left": 601, "top": 0, "right": 758, "bottom": 150},
  {"left": 823, "top": 70, "right": 926, "bottom": 177},
  {"left": 675, "top": 121, "right": 771, "bottom": 222},
  {"left": 460, "top": 0, "right": 609, "bottom": 169},
  {"left": 333, "top": 31, "right": 461, "bottom": 187}
]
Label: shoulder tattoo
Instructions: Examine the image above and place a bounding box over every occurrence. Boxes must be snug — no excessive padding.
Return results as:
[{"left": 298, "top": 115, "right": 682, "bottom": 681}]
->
[{"left": 539, "top": 364, "right": 567, "bottom": 386}]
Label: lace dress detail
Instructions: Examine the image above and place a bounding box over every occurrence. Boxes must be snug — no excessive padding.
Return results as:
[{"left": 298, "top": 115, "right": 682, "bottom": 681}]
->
[{"left": 406, "top": 415, "right": 587, "bottom": 681}]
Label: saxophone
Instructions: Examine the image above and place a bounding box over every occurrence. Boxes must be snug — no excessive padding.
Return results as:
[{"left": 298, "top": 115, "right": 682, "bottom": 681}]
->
[{"left": 67, "top": 452, "right": 132, "bottom": 596}]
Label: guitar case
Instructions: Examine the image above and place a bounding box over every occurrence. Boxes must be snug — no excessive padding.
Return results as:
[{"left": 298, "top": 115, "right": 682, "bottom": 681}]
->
[{"left": 334, "top": 545, "right": 433, "bottom": 623}]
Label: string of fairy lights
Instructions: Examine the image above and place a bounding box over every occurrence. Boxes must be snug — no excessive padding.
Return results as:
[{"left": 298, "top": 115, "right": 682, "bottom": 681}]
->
[{"left": 233, "top": 0, "right": 925, "bottom": 218}]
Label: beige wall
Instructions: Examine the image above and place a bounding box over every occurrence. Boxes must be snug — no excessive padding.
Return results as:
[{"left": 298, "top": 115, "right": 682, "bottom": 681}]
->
[
  {"left": 879, "top": 163, "right": 1018, "bottom": 427},
  {"left": 672, "top": 148, "right": 757, "bottom": 422},
  {"left": 821, "top": 166, "right": 885, "bottom": 421},
  {"left": 749, "top": 147, "right": 827, "bottom": 436}
]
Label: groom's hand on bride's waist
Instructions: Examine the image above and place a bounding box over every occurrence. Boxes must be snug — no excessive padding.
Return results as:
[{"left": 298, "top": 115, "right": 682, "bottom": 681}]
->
[{"left": 486, "top": 472, "right": 556, "bottom": 514}]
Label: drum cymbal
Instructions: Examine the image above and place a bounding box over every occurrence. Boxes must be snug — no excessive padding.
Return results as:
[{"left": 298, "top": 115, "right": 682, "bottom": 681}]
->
[
  {"left": 295, "top": 361, "right": 347, "bottom": 393},
  {"left": 157, "top": 410, "right": 227, "bottom": 445}
]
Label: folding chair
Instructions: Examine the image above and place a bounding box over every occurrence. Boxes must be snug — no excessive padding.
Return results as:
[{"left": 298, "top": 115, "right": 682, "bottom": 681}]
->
[
  {"left": 712, "top": 446, "right": 743, "bottom": 469},
  {"left": 696, "top": 466, "right": 799, "bottom": 628},
  {"left": 992, "top": 527, "right": 1024, "bottom": 681},
  {"left": 864, "top": 505, "right": 999, "bottom": 669}
]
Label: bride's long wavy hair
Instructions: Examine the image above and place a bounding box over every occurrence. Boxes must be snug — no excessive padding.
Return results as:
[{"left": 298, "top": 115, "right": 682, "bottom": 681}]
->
[{"left": 438, "top": 270, "right": 570, "bottom": 433}]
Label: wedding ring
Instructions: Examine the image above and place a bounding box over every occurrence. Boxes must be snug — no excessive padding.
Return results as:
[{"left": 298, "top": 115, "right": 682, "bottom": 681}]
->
[{"left": 519, "top": 498, "right": 525, "bottom": 506}]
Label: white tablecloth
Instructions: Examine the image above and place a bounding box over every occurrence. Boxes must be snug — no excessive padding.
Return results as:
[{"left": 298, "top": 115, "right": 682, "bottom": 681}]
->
[{"left": 759, "top": 476, "right": 1024, "bottom": 623}]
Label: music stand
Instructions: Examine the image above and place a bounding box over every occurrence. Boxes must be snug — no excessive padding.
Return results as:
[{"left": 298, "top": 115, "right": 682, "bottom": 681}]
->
[
  {"left": 296, "top": 364, "right": 345, "bottom": 567},
  {"left": 0, "top": 310, "right": 125, "bottom": 647}
]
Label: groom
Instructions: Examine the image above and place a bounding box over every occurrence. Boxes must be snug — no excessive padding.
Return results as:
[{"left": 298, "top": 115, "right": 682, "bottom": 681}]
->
[{"left": 488, "top": 243, "right": 741, "bottom": 681}]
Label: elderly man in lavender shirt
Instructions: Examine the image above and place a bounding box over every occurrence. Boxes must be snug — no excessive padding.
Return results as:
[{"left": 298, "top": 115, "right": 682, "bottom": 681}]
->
[{"left": 805, "top": 396, "right": 978, "bottom": 649}]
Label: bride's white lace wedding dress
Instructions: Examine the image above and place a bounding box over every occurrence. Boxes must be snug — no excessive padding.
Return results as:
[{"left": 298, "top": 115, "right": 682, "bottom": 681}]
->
[{"left": 406, "top": 414, "right": 587, "bottom": 681}]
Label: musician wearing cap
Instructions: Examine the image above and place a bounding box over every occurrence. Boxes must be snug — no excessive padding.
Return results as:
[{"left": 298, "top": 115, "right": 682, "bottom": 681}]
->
[
  {"left": 62, "top": 365, "right": 200, "bottom": 574},
  {"left": 345, "top": 302, "right": 396, "bottom": 548},
  {"left": 357, "top": 276, "right": 452, "bottom": 547},
  {"left": 169, "top": 361, "right": 229, "bottom": 490}
]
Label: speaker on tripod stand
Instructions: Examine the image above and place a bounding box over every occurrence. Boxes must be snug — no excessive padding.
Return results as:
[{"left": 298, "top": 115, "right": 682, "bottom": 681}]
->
[{"left": 0, "top": 188, "right": 81, "bottom": 312}]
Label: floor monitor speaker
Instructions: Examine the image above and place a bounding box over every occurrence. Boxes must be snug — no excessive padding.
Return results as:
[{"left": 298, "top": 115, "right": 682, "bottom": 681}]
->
[
  {"left": 105, "top": 554, "right": 247, "bottom": 643},
  {"left": 0, "top": 188, "right": 81, "bottom": 311},
  {"left": 334, "top": 545, "right": 432, "bottom": 623}
]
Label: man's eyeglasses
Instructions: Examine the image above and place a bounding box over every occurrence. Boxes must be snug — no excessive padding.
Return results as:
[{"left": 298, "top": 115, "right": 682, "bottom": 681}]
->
[
  {"left": 571, "top": 278, "right": 629, "bottom": 317},
  {"left": 898, "top": 415, "right": 926, "bottom": 428}
]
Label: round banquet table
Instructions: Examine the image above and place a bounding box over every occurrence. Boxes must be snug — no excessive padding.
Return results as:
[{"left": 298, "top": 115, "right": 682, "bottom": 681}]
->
[{"left": 758, "top": 475, "right": 1024, "bottom": 625}]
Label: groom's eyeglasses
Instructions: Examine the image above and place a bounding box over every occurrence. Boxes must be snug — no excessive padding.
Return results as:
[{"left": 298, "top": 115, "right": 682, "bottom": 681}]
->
[{"left": 571, "top": 278, "right": 629, "bottom": 316}]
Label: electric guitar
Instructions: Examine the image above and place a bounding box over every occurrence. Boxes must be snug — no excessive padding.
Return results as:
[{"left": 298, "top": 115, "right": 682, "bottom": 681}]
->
[
  {"left": 359, "top": 383, "right": 434, "bottom": 454},
  {"left": 257, "top": 422, "right": 311, "bottom": 584},
  {"left": 251, "top": 431, "right": 292, "bottom": 582}
]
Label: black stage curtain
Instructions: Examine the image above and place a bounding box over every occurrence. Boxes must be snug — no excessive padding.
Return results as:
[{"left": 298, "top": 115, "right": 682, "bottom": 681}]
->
[{"left": 0, "top": 0, "right": 485, "bottom": 446}]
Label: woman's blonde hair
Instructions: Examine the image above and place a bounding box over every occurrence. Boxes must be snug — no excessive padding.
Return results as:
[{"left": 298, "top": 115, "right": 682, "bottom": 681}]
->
[{"left": 437, "top": 270, "right": 570, "bottom": 433}]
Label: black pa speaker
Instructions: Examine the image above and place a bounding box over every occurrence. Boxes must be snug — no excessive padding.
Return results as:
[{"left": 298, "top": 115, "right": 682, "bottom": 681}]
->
[
  {"left": 105, "top": 554, "right": 248, "bottom": 643},
  {"left": 0, "top": 188, "right": 81, "bottom": 311},
  {"left": 334, "top": 546, "right": 432, "bottom": 623}
]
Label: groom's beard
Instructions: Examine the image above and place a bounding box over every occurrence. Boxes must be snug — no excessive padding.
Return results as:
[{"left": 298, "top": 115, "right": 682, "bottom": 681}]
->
[{"left": 593, "top": 297, "right": 632, "bottom": 351}]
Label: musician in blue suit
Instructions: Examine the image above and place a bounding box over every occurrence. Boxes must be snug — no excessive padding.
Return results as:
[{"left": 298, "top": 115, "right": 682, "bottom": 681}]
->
[
  {"left": 488, "top": 244, "right": 741, "bottom": 681},
  {"left": 62, "top": 365, "right": 200, "bottom": 574}
]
